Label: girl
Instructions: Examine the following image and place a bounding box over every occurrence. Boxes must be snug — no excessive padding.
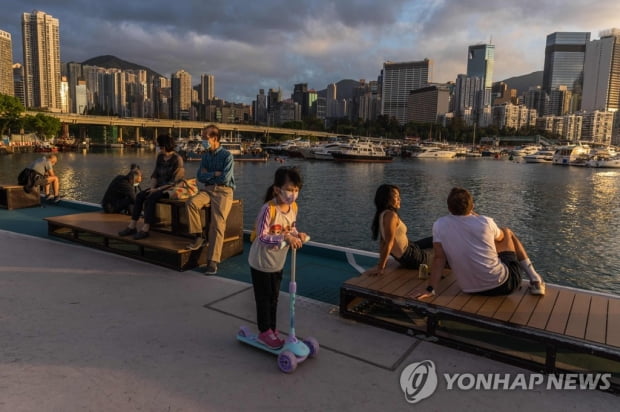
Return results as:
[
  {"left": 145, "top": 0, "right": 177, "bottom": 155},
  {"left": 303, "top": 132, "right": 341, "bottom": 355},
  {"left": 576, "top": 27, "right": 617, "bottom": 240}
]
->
[
  {"left": 368, "top": 184, "right": 433, "bottom": 276},
  {"left": 248, "top": 166, "right": 308, "bottom": 349}
]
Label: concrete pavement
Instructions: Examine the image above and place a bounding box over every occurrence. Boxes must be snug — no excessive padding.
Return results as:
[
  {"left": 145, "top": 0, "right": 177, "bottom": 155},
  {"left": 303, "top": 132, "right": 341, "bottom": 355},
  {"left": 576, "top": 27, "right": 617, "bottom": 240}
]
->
[{"left": 0, "top": 230, "right": 616, "bottom": 411}]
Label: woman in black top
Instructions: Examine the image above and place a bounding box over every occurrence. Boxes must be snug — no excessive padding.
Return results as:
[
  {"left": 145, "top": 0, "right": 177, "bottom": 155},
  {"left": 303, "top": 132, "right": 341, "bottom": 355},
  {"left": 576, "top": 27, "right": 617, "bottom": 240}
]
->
[{"left": 118, "top": 135, "right": 185, "bottom": 239}]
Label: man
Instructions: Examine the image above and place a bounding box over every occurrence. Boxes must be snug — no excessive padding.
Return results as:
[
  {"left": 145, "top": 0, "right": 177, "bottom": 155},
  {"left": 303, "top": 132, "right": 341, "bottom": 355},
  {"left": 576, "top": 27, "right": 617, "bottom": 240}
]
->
[
  {"left": 101, "top": 165, "right": 142, "bottom": 214},
  {"left": 28, "top": 154, "right": 60, "bottom": 203},
  {"left": 415, "top": 187, "right": 545, "bottom": 299},
  {"left": 185, "top": 124, "right": 235, "bottom": 275}
]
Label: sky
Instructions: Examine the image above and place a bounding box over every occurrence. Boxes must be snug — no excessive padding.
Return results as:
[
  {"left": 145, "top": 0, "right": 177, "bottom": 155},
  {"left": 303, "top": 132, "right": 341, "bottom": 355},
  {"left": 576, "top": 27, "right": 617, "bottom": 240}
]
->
[{"left": 2, "top": 0, "right": 619, "bottom": 104}]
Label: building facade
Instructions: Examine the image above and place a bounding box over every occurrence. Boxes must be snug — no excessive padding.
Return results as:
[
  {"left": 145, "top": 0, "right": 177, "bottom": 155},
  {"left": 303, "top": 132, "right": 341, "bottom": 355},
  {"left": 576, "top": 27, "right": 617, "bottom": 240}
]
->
[
  {"left": 171, "top": 69, "right": 192, "bottom": 120},
  {"left": 582, "top": 29, "right": 620, "bottom": 113},
  {"left": 381, "top": 59, "right": 432, "bottom": 125},
  {"left": 406, "top": 85, "right": 450, "bottom": 124},
  {"left": 21, "top": 10, "right": 61, "bottom": 110},
  {"left": 0, "top": 29, "right": 14, "bottom": 96}
]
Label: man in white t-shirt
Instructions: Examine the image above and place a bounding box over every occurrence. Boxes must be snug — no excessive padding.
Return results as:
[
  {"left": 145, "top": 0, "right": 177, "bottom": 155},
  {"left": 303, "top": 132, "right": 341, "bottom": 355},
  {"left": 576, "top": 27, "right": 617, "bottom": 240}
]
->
[{"left": 414, "top": 187, "right": 545, "bottom": 299}]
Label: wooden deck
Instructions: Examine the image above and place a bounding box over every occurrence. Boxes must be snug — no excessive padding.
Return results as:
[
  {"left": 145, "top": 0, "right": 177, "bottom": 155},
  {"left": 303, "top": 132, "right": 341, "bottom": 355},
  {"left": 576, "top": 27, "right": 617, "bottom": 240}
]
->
[
  {"left": 44, "top": 211, "right": 243, "bottom": 271},
  {"left": 340, "top": 262, "right": 620, "bottom": 387}
]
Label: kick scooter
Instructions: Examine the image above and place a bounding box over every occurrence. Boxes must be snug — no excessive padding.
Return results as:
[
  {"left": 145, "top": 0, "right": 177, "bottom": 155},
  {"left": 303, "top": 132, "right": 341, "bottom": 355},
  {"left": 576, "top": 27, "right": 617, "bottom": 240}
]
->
[{"left": 237, "top": 237, "right": 319, "bottom": 373}]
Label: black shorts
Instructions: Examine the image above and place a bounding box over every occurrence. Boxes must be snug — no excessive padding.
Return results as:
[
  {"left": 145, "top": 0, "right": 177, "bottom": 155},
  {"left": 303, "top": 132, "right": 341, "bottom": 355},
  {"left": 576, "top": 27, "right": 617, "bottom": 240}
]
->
[{"left": 477, "top": 251, "right": 522, "bottom": 296}]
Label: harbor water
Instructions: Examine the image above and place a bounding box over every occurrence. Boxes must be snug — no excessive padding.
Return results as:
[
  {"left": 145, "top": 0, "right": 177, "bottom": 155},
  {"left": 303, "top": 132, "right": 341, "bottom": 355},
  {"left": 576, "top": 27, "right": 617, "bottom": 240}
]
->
[{"left": 2, "top": 148, "right": 619, "bottom": 295}]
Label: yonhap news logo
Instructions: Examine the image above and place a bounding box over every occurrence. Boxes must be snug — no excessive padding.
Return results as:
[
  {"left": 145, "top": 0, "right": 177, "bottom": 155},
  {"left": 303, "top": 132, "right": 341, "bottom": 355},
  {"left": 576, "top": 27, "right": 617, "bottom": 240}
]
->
[{"left": 399, "top": 360, "right": 612, "bottom": 404}]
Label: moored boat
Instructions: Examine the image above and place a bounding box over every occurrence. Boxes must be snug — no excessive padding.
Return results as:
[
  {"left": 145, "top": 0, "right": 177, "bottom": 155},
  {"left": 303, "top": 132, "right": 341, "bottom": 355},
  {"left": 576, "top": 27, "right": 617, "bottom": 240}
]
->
[
  {"left": 524, "top": 149, "right": 555, "bottom": 163},
  {"left": 331, "top": 140, "right": 392, "bottom": 163}
]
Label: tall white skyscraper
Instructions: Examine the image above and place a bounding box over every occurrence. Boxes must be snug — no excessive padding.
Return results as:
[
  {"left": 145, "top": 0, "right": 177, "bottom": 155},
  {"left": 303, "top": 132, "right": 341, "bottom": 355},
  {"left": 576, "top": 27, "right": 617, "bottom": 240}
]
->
[
  {"left": 0, "top": 29, "right": 14, "bottom": 96},
  {"left": 381, "top": 59, "right": 432, "bottom": 125},
  {"left": 171, "top": 69, "right": 192, "bottom": 119},
  {"left": 22, "top": 10, "right": 61, "bottom": 110},
  {"left": 467, "top": 43, "right": 495, "bottom": 109}
]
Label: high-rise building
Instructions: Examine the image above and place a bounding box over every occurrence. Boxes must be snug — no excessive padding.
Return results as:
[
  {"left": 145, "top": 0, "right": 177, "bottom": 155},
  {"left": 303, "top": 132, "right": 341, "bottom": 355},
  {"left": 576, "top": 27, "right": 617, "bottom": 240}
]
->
[
  {"left": 581, "top": 110, "right": 614, "bottom": 144},
  {"left": 454, "top": 74, "right": 482, "bottom": 123},
  {"left": 13, "top": 63, "right": 25, "bottom": 105},
  {"left": 171, "top": 69, "right": 192, "bottom": 120},
  {"left": 0, "top": 29, "right": 14, "bottom": 96},
  {"left": 467, "top": 43, "right": 495, "bottom": 108},
  {"left": 200, "top": 74, "right": 214, "bottom": 103},
  {"left": 254, "top": 89, "right": 268, "bottom": 124},
  {"left": 381, "top": 59, "right": 432, "bottom": 125},
  {"left": 582, "top": 28, "right": 620, "bottom": 112},
  {"left": 406, "top": 85, "right": 450, "bottom": 124},
  {"left": 542, "top": 32, "right": 590, "bottom": 114},
  {"left": 22, "top": 10, "right": 61, "bottom": 110}
]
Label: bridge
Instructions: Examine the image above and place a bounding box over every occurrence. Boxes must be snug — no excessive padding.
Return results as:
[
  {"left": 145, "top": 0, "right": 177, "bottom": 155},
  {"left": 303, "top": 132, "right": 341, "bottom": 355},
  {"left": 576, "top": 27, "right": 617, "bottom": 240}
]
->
[{"left": 29, "top": 112, "right": 338, "bottom": 141}]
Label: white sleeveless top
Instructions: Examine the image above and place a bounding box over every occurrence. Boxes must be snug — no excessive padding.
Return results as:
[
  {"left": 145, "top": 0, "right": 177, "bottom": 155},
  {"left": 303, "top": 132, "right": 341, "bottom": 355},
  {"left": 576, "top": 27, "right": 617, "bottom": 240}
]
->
[{"left": 379, "top": 210, "right": 408, "bottom": 259}]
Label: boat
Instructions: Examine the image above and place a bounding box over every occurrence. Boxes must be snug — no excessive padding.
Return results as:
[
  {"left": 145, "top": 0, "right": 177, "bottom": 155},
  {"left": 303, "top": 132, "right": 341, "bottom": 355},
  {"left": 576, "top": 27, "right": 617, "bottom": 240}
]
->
[
  {"left": 511, "top": 145, "right": 542, "bottom": 157},
  {"left": 524, "top": 149, "right": 555, "bottom": 163},
  {"left": 409, "top": 143, "right": 457, "bottom": 159},
  {"left": 331, "top": 140, "right": 392, "bottom": 163},
  {"left": 306, "top": 142, "right": 346, "bottom": 160},
  {"left": 587, "top": 155, "right": 620, "bottom": 168},
  {"left": 552, "top": 144, "right": 590, "bottom": 166}
]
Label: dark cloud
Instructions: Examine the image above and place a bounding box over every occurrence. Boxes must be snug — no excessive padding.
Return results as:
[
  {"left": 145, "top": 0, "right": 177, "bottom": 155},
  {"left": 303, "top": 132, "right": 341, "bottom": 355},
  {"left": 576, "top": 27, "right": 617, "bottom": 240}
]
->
[{"left": 1, "top": 0, "right": 619, "bottom": 103}]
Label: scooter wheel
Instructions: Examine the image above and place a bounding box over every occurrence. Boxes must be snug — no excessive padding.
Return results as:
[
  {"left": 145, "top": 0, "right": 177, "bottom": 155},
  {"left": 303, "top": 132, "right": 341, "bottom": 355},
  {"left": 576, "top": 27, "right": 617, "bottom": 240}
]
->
[
  {"left": 303, "top": 337, "right": 319, "bottom": 358},
  {"left": 277, "top": 351, "right": 298, "bottom": 373},
  {"left": 238, "top": 326, "right": 251, "bottom": 338}
]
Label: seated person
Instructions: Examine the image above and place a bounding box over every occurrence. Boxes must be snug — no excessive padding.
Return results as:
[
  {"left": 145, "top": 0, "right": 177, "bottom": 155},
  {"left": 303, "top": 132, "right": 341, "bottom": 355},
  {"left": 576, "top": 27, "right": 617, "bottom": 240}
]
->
[
  {"left": 22, "top": 154, "right": 60, "bottom": 203},
  {"left": 101, "top": 164, "right": 142, "bottom": 214},
  {"left": 118, "top": 134, "right": 184, "bottom": 240},
  {"left": 414, "top": 187, "right": 546, "bottom": 299},
  {"left": 367, "top": 184, "right": 433, "bottom": 276}
]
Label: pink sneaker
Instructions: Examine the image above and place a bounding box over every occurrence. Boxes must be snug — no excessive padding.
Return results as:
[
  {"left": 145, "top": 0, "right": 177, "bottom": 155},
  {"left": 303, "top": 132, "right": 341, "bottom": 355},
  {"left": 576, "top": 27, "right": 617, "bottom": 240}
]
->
[
  {"left": 257, "top": 329, "right": 283, "bottom": 349},
  {"left": 273, "top": 329, "right": 286, "bottom": 346}
]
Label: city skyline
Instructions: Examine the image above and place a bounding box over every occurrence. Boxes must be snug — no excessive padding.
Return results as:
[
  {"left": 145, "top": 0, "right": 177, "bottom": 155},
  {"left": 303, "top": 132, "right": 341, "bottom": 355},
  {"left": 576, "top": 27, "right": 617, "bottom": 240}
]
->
[{"left": 0, "top": 0, "right": 619, "bottom": 104}]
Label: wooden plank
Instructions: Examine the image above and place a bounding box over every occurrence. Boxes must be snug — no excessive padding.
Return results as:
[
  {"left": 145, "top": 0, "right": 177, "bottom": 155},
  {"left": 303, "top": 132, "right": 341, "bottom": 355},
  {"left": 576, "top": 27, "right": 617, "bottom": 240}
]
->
[
  {"left": 509, "top": 294, "right": 543, "bottom": 326},
  {"left": 477, "top": 296, "right": 507, "bottom": 318},
  {"left": 460, "top": 295, "right": 489, "bottom": 314},
  {"left": 381, "top": 272, "right": 421, "bottom": 295},
  {"left": 545, "top": 289, "right": 576, "bottom": 335},
  {"left": 607, "top": 298, "right": 620, "bottom": 347},
  {"left": 428, "top": 280, "right": 463, "bottom": 307},
  {"left": 526, "top": 287, "right": 560, "bottom": 330},
  {"left": 492, "top": 286, "right": 528, "bottom": 322},
  {"left": 389, "top": 277, "right": 425, "bottom": 298},
  {"left": 564, "top": 293, "right": 591, "bottom": 339},
  {"left": 585, "top": 295, "right": 608, "bottom": 344},
  {"left": 445, "top": 291, "right": 474, "bottom": 311}
]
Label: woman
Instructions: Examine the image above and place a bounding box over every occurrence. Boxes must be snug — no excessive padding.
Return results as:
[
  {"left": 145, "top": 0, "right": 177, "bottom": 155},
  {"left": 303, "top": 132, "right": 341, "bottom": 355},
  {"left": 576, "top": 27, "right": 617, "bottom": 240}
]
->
[
  {"left": 118, "top": 134, "right": 184, "bottom": 240},
  {"left": 368, "top": 184, "right": 432, "bottom": 276}
]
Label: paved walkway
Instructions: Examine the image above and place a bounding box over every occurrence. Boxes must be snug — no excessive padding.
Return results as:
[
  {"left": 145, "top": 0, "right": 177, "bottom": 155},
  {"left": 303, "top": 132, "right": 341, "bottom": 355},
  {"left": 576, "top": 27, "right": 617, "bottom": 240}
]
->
[{"left": 0, "top": 230, "right": 616, "bottom": 411}]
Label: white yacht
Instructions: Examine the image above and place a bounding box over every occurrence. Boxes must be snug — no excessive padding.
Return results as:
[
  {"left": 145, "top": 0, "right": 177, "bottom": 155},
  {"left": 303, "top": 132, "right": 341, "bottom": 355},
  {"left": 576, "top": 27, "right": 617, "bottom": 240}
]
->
[
  {"left": 511, "top": 145, "right": 543, "bottom": 157},
  {"left": 552, "top": 144, "right": 591, "bottom": 166},
  {"left": 524, "top": 149, "right": 555, "bottom": 163},
  {"left": 331, "top": 140, "right": 392, "bottom": 162},
  {"left": 410, "top": 143, "right": 457, "bottom": 159}
]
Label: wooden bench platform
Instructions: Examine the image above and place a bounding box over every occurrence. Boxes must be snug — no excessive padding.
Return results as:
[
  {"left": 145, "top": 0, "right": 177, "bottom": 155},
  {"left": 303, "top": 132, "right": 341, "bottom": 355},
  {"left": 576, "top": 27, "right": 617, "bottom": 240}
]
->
[
  {"left": 340, "top": 262, "right": 620, "bottom": 389},
  {"left": 44, "top": 210, "right": 243, "bottom": 271},
  {"left": 0, "top": 185, "right": 41, "bottom": 210}
]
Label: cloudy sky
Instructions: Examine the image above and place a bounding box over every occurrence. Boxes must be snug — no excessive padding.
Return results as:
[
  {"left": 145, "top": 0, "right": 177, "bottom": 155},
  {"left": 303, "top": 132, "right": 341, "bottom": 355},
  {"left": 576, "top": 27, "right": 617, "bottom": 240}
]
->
[{"left": 2, "top": 0, "right": 619, "bottom": 103}]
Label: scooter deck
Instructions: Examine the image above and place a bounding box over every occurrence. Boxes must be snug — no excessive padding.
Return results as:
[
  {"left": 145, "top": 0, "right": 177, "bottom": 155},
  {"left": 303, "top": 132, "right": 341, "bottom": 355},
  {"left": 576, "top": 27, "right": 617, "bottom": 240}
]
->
[{"left": 236, "top": 333, "right": 285, "bottom": 356}]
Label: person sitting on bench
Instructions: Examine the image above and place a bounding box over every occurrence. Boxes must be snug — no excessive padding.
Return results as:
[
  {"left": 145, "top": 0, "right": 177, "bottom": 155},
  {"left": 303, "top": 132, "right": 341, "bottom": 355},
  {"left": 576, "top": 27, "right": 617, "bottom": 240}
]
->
[
  {"left": 414, "top": 187, "right": 546, "bottom": 299},
  {"left": 101, "top": 164, "right": 142, "bottom": 214},
  {"left": 22, "top": 154, "right": 60, "bottom": 203},
  {"left": 118, "top": 135, "right": 184, "bottom": 240}
]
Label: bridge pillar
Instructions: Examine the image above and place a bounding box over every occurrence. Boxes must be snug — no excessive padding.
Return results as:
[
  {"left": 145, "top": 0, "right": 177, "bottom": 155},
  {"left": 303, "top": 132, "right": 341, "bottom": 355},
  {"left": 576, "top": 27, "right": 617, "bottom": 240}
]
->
[
  {"left": 118, "top": 127, "right": 123, "bottom": 142},
  {"left": 61, "top": 123, "right": 69, "bottom": 138},
  {"left": 135, "top": 127, "right": 140, "bottom": 141}
]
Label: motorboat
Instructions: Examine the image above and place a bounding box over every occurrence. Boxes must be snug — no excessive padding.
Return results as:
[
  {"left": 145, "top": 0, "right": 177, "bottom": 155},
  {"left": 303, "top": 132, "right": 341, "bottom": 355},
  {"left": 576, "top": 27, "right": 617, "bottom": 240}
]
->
[
  {"left": 511, "top": 145, "right": 543, "bottom": 157},
  {"left": 409, "top": 143, "right": 457, "bottom": 159},
  {"left": 524, "top": 149, "right": 555, "bottom": 163},
  {"left": 331, "top": 140, "right": 392, "bottom": 162},
  {"left": 587, "top": 155, "right": 620, "bottom": 168},
  {"left": 552, "top": 144, "right": 591, "bottom": 166}
]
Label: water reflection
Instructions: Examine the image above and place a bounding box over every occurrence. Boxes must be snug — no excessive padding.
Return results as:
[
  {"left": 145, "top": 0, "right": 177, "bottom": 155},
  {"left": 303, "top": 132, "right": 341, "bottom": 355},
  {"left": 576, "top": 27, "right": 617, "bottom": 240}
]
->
[{"left": 2, "top": 150, "right": 619, "bottom": 294}]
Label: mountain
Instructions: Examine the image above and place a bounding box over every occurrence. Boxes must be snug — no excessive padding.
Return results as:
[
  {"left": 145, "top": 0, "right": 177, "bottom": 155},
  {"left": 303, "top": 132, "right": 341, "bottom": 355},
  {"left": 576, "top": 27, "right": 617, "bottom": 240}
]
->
[
  {"left": 81, "top": 55, "right": 164, "bottom": 79},
  {"left": 498, "top": 71, "right": 543, "bottom": 95}
]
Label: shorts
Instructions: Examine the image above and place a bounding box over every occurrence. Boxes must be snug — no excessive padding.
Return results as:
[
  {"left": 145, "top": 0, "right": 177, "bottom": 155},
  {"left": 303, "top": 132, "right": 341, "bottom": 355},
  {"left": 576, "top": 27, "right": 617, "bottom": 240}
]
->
[
  {"left": 477, "top": 251, "right": 522, "bottom": 296},
  {"left": 394, "top": 240, "right": 430, "bottom": 270}
]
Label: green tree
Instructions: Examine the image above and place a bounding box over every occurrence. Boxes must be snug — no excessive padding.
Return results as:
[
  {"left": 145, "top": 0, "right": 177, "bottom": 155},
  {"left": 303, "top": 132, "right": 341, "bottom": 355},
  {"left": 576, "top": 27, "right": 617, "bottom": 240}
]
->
[
  {"left": 24, "top": 113, "right": 61, "bottom": 140},
  {"left": 0, "top": 93, "right": 25, "bottom": 137}
]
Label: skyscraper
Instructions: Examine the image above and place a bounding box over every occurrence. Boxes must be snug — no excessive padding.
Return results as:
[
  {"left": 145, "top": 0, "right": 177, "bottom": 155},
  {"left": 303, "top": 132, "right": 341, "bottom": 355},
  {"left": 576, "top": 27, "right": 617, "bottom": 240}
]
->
[
  {"left": 582, "top": 29, "right": 620, "bottom": 113},
  {"left": 22, "top": 10, "right": 61, "bottom": 110},
  {"left": 200, "top": 74, "right": 214, "bottom": 103},
  {"left": 467, "top": 43, "right": 495, "bottom": 108},
  {"left": 0, "top": 29, "right": 14, "bottom": 96},
  {"left": 171, "top": 69, "right": 192, "bottom": 120},
  {"left": 542, "top": 32, "right": 590, "bottom": 114},
  {"left": 381, "top": 59, "right": 432, "bottom": 125}
]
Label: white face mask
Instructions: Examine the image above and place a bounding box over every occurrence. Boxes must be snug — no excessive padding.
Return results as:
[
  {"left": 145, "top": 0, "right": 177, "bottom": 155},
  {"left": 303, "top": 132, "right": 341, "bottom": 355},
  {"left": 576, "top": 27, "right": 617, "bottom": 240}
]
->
[
  {"left": 279, "top": 189, "right": 298, "bottom": 205},
  {"left": 133, "top": 182, "right": 140, "bottom": 187}
]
